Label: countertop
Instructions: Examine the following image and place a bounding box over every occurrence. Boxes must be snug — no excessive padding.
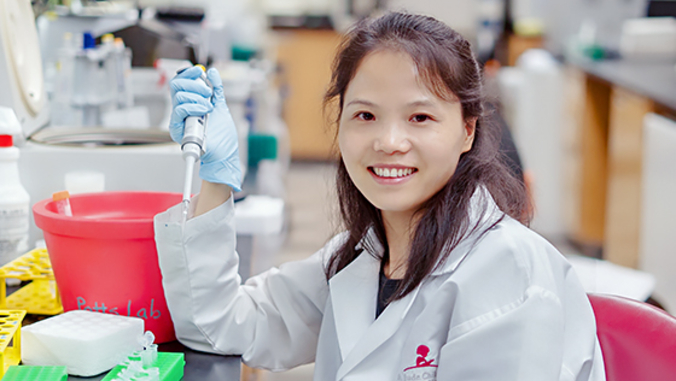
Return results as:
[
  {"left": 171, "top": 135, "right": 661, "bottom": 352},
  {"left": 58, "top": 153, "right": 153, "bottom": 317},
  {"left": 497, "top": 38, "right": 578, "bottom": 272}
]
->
[
  {"left": 569, "top": 57, "right": 676, "bottom": 112},
  {"left": 67, "top": 341, "right": 241, "bottom": 381}
]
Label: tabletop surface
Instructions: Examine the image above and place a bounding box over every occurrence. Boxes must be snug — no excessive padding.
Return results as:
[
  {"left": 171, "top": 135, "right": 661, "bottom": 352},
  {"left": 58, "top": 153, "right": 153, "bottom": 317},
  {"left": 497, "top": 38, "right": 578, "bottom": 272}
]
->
[
  {"left": 20, "top": 220, "right": 258, "bottom": 381},
  {"left": 570, "top": 57, "right": 676, "bottom": 112},
  {"left": 66, "top": 341, "right": 241, "bottom": 381}
]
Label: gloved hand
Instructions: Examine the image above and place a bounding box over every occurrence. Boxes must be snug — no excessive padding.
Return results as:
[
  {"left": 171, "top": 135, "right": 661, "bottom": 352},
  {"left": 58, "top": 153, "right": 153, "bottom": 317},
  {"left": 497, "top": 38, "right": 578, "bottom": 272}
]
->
[{"left": 169, "top": 66, "right": 242, "bottom": 192}]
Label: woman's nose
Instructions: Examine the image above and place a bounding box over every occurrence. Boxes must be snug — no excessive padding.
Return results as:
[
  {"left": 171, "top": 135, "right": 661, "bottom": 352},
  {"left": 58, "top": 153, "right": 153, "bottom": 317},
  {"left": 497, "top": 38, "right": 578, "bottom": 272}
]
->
[{"left": 373, "top": 122, "right": 412, "bottom": 154}]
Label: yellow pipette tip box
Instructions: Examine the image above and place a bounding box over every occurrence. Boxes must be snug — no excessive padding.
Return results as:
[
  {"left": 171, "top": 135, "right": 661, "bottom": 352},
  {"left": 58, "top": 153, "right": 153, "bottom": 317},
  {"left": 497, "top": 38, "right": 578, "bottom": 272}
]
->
[
  {"left": 0, "top": 249, "right": 63, "bottom": 315},
  {"left": 0, "top": 310, "right": 26, "bottom": 379}
]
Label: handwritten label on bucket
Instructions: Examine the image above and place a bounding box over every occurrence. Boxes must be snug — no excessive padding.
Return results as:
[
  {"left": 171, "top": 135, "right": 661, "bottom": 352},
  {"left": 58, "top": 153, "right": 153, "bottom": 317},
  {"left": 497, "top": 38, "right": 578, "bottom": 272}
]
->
[{"left": 76, "top": 297, "right": 162, "bottom": 320}]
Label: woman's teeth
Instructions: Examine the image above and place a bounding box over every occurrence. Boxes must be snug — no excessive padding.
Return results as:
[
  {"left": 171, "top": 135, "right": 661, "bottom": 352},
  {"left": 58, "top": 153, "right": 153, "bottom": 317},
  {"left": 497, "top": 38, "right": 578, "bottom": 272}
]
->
[{"left": 373, "top": 167, "right": 414, "bottom": 178}]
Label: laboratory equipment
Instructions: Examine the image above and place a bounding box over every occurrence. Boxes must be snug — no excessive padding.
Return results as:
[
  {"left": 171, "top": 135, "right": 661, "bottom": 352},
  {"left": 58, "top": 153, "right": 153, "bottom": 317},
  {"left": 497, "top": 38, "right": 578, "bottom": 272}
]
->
[
  {"left": 111, "top": 362, "right": 159, "bottom": 381},
  {"left": 32, "top": 191, "right": 181, "bottom": 343},
  {"left": 65, "top": 32, "right": 120, "bottom": 126},
  {"left": 476, "top": 0, "right": 505, "bottom": 62},
  {"left": 179, "top": 65, "right": 210, "bottom": 216},
  {"left": 114, "top": 37, "right": 134, "bottom": 109},
  {"left": 170, "top": 66, "right": 243, "bottom": 192},
  {"left": 2, "top": 365, "right": 68, "bottom": 381},
  {"left": 19, "top": 126, "right": 199, "bottom": 246},
  {"left": 234, "top": 195, "right": 285, "bottom": 277},
  {"left": 64, "top": 171, "right": 105, "bottom": 195},
  {"left": 0, "top": 248, "right": 63, "bottom": 315},
  {"left": 0, "top": 310, "right": 25, "bottom": 379},
  {"left": 498, "top": 49, "right": 566, "bottom": 239},
  {"left": 52, "top": 191, "right": 72, "bottom": 216},
  {"left": 620, "top": 17, "right": 676, "bottom": 60},
  {"left": 139, "top": 331, "right": 158, "bottom": 368},
  {"left": 640, "top": 113, "right": 676, "bottom": 313},
  {"left": 245, "top": 134, "right": 281, "bottom": 197},
  {"left": 1, "top": 0, "right": 200, "bottom": 247},
  {"left": 49, "top": 31, "right": 138, "bottom": 127},
  {"left": 21, "top": 310, "right": 144, "bottom": 377},
  {"left": 0, "top": 0, "right": 49, "bottom": 138},
  {"left": 103, "top": 352, "right": 185, "bottom": 381},
  {"left": 0, "top": 108, "right": 30, "bottom": 266}
]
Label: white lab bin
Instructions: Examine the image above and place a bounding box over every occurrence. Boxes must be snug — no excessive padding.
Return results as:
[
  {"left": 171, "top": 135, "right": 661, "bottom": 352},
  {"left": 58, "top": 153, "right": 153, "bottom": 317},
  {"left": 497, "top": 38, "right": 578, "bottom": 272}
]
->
[
  {"left": 234, "top": 195, "right": 286, "bottom": 280},
  {"left": 499, "top": 50, "right": 566, "bottom": 239},
  {"left": 639, "top": 113, "right": 676, "bottom": 313}
]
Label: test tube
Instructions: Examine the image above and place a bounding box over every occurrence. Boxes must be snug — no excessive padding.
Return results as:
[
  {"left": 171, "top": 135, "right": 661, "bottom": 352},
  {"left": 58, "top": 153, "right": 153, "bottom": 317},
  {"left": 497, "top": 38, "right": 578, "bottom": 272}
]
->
[{"left": 52, "top": 191, "right": 73, "bottom": 216}]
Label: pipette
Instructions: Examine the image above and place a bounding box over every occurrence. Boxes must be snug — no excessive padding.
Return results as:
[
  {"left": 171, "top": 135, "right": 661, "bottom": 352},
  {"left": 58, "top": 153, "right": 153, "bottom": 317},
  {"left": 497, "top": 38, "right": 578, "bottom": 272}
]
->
[{"left": 180, "top": 65, "right": 212, "bottom": 218}]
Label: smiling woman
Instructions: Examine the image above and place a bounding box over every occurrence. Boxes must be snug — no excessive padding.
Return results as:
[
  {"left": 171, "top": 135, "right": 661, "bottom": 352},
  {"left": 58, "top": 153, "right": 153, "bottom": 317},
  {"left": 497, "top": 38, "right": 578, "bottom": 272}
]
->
[
  {"left": 155, "top": 11, "right": 607, "bottom": 381},
  {"left": 337, "top": 49, "right": 477, "bottom": 279},
  {"left": 325, "top": 16, "right": 525, "bottom": 286}
]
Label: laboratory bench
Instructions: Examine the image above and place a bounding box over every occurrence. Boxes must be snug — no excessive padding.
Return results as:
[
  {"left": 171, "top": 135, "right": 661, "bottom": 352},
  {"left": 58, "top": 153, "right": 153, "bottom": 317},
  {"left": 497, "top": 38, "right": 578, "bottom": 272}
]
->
[
  {"left": 571, "top": 58, "right": 676, "bottom": 111},
  {"left": 14, "top": 296, "right": 242, "bottom": 381},
  {"left": 566, "top": 57, "right": 676, "bottom": 269},
  {"left": 7, "top": 230, "right": 266, "bottom": 381},
  {"left": 67, "top": 341, "right": 241, "bottom": 381}
]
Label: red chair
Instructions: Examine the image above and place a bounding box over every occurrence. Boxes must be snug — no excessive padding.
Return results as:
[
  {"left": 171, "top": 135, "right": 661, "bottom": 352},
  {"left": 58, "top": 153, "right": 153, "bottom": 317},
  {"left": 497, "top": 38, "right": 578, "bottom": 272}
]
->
[{"left": 588, "top": 293, "right": 676, "bottom": 381}]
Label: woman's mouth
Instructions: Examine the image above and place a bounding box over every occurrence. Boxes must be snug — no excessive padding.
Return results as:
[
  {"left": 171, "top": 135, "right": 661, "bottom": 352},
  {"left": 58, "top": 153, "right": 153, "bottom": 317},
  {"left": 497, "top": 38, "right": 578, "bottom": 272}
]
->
[{"left": 368, "top": 166, "right": 417, "bottom": 183}]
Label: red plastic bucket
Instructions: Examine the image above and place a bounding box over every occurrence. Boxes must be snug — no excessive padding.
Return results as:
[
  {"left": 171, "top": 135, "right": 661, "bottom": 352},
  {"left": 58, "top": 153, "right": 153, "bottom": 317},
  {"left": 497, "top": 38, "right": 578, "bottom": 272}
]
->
[{"left": 33, "top": 191, "right": 181, "bottom": 343}]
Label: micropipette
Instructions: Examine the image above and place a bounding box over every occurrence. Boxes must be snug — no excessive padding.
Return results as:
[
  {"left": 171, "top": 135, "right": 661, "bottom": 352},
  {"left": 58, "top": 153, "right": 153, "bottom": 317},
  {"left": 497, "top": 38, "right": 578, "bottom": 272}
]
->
[{"left": 180, "top": 65, "right": 212, "bottom": 218}]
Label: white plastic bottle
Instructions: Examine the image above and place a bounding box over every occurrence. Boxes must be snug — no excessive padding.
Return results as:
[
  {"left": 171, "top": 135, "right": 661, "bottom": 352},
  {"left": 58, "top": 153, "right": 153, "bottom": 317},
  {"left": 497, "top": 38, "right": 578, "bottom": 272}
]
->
[{"left": 0, "top": 111, "right": 29, "bottom": 266}]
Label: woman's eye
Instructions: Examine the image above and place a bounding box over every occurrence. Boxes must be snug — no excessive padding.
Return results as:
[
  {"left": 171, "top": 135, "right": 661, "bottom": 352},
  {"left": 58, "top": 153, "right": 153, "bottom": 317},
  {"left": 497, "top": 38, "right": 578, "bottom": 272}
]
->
[
  {"left": 411, "top": 114, "right": 431, "bottom": 123},
  {"left": 356, "top": 112, "right": 375, "bottom": 121}
]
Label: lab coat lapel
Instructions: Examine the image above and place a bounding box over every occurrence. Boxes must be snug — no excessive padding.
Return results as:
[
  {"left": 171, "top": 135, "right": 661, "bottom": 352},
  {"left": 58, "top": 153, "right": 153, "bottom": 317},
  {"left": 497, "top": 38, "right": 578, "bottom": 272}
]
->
[
  {"left": 431, "top": 186, "right": 504, "bottom": 276},
  {"left": 328, "top": 249, "right": 380, "bottom": 362},
  {"left": 336, "top": 283, "right": 422, "bottom": 380},
  {"left": 329, "top": 187, "right": 504, "bottom": 377}
]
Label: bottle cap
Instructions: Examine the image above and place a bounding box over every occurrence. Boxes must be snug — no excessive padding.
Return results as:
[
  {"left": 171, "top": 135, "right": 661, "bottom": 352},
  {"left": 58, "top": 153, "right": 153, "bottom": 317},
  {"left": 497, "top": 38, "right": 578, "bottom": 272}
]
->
[
  {"left": 102, "top": 33, "right": 114, "bottom": 44},
  {"left": 83, "top": 32, "right": 95, "bottom": 49},
  {"left": 52, "top": 191, "right": 71, "bottom": 202},
  {"left": 0, "top": 135, "right": 12, "bottom": 147},
  {"left": 195, "top": 64, "right": 206, "bottom": 72}
]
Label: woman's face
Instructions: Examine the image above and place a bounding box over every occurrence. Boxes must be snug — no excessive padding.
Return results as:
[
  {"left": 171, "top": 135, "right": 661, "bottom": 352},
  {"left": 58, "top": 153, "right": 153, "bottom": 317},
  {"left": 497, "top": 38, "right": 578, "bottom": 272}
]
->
[{"left": 338, "top": 49, "right": 475, "bottom": 216}]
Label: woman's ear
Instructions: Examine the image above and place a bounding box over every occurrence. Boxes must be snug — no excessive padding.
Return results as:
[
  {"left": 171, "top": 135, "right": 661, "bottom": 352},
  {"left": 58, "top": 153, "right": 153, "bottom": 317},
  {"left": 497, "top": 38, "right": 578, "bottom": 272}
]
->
[{"left": 462, "top": 117, "right": 477, "bottom": 153}]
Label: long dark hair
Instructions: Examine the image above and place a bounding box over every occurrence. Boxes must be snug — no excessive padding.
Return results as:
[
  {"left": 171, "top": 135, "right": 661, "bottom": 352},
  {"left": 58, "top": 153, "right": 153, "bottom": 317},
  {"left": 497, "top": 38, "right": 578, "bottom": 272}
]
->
[{"left": 324, "top": 12, "right": 530, "bottom": 301}]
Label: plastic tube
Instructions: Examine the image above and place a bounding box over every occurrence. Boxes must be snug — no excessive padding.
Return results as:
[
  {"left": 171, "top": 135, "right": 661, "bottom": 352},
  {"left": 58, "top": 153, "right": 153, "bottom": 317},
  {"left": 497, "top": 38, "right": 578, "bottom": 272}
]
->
[{"left": 52, "top": 191, "right": 73, "bottom": 216}]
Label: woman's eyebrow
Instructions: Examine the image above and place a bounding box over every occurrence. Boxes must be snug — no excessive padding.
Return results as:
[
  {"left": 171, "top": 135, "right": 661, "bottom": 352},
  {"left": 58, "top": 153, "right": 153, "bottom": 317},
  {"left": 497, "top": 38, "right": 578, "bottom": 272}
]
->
[
  {"left": 345, "top": 99, "right": 377, "bottom": 108},
  {"left": 407, "top": 99, "right": 436, "bottom": 108}
]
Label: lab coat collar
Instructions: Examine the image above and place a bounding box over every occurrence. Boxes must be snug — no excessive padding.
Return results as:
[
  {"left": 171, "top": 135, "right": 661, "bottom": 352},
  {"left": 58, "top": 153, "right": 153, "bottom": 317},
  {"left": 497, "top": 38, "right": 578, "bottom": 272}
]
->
[
  {"left": 430, "top": 186, "right": 504, "bottom": 276},
  {"left": 328, "top": 250, "right": 379, "bottom": 363},
  {"left": 329, "top": 249, "right": 422, "bottom": 379},
  {"left": 329, "top": 186, "right": 503, "bottom": 377},
  {"left": 354, "top": 186, "right": 504, "bottom": 277}
]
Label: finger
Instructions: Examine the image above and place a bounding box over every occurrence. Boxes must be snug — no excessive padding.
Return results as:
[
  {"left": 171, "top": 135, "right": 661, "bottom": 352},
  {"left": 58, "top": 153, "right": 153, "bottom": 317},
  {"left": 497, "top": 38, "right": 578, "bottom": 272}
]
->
[
  {"left": 207, "top": 68, "right": 226, "bottom": 104},
  {"left": 174, "top": 66, "right": 205, "bottom": 80},
  {"left": 174, "top": 91, "right": 213, "bottom": 109},
  {"left": 172, "top": 103, "right": 212, "bottom": 124},
  {"left": 169, "top": 126, "right": 184, "bottom": 143},
  {"left": 170, "top": 78, "right": 212, "bottom": 98}
]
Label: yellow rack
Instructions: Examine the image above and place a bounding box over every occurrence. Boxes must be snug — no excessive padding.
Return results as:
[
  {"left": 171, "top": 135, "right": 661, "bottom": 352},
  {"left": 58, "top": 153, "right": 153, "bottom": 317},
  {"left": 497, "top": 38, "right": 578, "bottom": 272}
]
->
[
  {"left": 0, "top": 310, "right": 26, "bottom": 379},
  {"left": 0, "top": 249, "right": 63, "bottom": 315}
]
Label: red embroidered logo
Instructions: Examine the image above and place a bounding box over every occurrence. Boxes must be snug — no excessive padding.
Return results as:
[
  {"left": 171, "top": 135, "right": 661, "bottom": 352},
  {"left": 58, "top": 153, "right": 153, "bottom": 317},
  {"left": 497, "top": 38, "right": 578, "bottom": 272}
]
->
[{"left": 404, "top": 345, "right": 439, "bottom": 372}]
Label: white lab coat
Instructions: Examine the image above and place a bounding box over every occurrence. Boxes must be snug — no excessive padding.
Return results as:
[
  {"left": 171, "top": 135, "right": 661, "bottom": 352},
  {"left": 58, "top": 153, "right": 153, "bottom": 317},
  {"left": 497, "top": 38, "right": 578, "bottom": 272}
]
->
[{"left": 154, "top": 190, "right": 606, "bottom": 381}]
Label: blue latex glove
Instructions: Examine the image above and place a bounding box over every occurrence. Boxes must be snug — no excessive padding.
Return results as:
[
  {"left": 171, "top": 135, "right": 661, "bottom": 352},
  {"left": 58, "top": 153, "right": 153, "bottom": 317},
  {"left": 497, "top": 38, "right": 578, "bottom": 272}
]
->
[{"left": 169, "top": 67, "right": 242, "bottom": 192}]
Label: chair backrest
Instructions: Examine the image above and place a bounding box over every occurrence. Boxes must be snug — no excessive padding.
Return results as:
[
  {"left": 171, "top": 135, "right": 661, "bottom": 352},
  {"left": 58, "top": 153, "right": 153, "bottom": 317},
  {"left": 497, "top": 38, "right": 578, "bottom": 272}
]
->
[{"left": 588, "top": 293, "right": 676, "bottom": 381}]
